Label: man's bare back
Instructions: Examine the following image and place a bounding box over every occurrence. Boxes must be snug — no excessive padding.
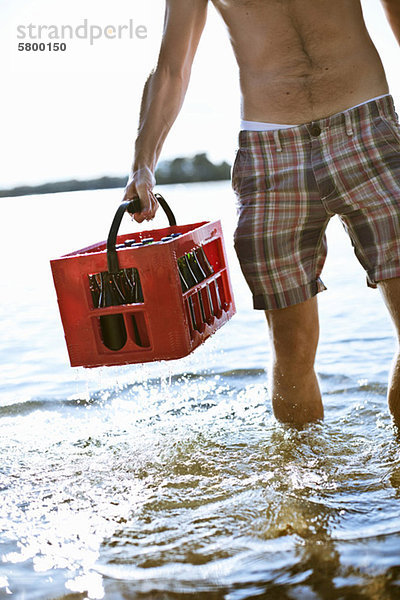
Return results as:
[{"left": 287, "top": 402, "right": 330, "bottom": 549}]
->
[{"left": 211, "top": 0, "right": 389, "bottom": 123}]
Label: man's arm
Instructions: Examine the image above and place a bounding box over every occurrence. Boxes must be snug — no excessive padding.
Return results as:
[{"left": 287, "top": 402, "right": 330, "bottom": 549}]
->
[
  {"left": 124, "top": 0, "right": 208, "bottom": 222},
  {"left": 381, "top": 0, "right": 400, "bottom": 44}
]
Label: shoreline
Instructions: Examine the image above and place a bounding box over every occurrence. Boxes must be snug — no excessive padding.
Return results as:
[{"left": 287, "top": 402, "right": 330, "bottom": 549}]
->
[{"left": 0, "top": 153, "right": 231, "bottom": 198}]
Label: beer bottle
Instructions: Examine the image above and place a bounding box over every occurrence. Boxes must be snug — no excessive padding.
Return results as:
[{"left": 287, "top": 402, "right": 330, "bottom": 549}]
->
[
  {"left": 184, "top": 255, "right": 207, "bottom": 327},
  {"left": 187, "top": 252, "right": 206, "bottom": 283},
  {"left": 194, "top": 247, "right": 214, "bottom": 277},
  {"left": 189, "top": 252, "right": 214, "bottom": 318},
  {"left": 188, "top": 296, "right": 198, "bottom": 331},
  {"left": 178, "top": 268, "right": 189, "bottom": 292},
  {"left": 178, "top": 256, "right": 197, "bottom": 288},
  {"left": 111, "top": 272, "right": 126, "bottom": 305},
  {"left": 177, "top": 258, "right": 198, "bottom": 330},
  {"left": 88, "top": 274, "right": 100, "bottom": 307},
  {"left": 195, "top": 248, "right": 221, "bottom": 315},
  {"left": 120, "top": 268, "right": 135, "bottom": 304},
  {"left": 197, "top": 289, "right": 207, "bottom": 325},
  {"left": 98, "top": 271, "right": 127, "bottom": 351},
  {"left": 133, "top": 268, "right": 144, "bottom": 303}
]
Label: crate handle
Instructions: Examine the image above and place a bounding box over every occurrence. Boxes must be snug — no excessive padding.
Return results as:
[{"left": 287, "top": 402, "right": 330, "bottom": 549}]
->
[{"left": 107, "top": 193, "right": 177, "bottom": 273}]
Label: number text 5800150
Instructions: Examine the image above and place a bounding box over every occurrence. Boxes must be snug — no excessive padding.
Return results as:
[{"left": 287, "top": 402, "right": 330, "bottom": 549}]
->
[{"left": 18, "top": 43, "right": 67, "bottom": 51}]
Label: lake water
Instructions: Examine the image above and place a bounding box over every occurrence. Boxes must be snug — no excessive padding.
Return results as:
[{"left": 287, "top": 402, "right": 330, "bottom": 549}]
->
[{"left": 1, "top": 181, "right": 400, "bottom": 600}]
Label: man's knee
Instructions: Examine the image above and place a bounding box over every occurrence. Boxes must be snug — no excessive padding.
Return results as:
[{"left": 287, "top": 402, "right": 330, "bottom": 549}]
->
[
  {"left": 265, "top": 297, "right": 319, "bottom": 373},
  {"left": 272, "top": 329, "right": 318, "bottom": 374}
]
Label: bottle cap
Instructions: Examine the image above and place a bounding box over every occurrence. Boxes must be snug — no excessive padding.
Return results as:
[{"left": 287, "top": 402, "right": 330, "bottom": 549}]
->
[{"left": 124, "top": 239, "right": 136, "bottom": 246}]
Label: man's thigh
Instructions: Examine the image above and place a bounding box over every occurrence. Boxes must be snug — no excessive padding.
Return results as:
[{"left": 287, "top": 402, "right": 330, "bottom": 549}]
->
[
  {"left": 232, "top": 127, "right": 330, "bottom": 311},
  {"left": 336, "top": 99, "right": 400, "bottom": 287}
]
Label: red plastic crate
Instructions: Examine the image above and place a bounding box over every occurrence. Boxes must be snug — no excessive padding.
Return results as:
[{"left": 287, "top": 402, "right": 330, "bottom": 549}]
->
[{"left": 50, "top": 195, "right": 236, "bottom": 368}]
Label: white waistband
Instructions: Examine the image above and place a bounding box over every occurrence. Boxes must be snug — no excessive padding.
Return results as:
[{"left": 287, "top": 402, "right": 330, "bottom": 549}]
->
[
  {"left": 240, "top": 120, "right": 295, "bottom": 132},
  {"left": 240, "top": 94, "right": 390, "bottom": 131}
]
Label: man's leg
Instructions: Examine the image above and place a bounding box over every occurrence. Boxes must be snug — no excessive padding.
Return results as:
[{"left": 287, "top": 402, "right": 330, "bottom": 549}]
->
[
  {"left": 377, "top": 277, "right": 400, "bottom": 428},
  {"left": 265, "top": 296, "right": 324, "bottom": 426}
]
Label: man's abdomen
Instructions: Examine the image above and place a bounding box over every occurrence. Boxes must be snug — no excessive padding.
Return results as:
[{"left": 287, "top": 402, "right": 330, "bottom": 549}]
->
[{"left": 239, "top": 52, "right": 389, "bottom": 124}]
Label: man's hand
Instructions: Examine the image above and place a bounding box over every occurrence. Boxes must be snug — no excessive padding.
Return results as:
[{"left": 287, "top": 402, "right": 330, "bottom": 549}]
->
[{"left": 123, "top": 166, "right": 158, "bottom": 223}]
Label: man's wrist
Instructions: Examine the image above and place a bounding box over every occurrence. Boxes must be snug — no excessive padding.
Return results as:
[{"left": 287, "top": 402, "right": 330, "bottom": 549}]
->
[
  {"left": 132, "top": 162, "right": 155, "bottom": 175},
  {"left": 129, "top": 165, "right": 156, "bottom": 187}
]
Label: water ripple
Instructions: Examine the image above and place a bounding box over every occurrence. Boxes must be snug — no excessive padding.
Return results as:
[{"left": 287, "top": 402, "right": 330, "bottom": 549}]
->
[{"left": 0, "top": 363, "right": 399, "bottom": 597}]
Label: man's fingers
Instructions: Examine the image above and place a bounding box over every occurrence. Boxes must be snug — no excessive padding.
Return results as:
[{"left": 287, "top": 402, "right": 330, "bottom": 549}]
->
[
  {"left": 123, "top": 181, "right": 138, "bottom": 202},
  {"left": 131, "top": 190, "right": 159, "bottom": 223},
  {"left": 123, "top": 171, "right": 158, "bottom": 223}
]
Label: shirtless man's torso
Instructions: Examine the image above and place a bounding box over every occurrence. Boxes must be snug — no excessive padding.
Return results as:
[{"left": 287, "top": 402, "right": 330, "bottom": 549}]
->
[
  {"left": 211, "top": 0, "right": 389, "bottom": 123},
  {"left": 124, "top": 0, "right": 400, "bottom": 428}
]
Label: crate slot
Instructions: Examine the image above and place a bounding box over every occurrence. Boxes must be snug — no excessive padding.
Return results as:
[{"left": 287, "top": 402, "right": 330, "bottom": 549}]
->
[
  {"left": 189, "top": 293, "right": 205, "bottom": 333},
  {"left": 184, "top": 297, "right": 195, "bottom": 337},
  {"left": 200, "top": 284, "right": 214, "bottom": 325},
  {"left": 201, "top": 239, "right": 225, "bottom": 274},
  {"left": 88, "top": 268, "right": 144, "bottom": 309},
  {"left": 208, "top": 280, "right": 223, "bottom": 318},
  {"left": 126, "top": 312, "right": 150, "bottom": 348},
  {"left": 216, "top": 274, "right": 229, "bottom": 311},
  {"left": 98, "top": 314, "right": 127, "bottom": 351}
]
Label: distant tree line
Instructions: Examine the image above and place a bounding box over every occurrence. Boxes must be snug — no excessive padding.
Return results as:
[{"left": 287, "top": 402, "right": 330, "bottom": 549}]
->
[
  {"left": 0, "top": 153, "right": 231, "bottom": 197},
  {"left": 156, "top": 153, "right": 230, "bottom": 184}
]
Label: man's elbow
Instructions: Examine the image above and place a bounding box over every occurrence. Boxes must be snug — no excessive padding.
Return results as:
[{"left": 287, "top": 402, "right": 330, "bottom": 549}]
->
[{"left": 154, "top": 59, "right": 192, "bottom": 86}]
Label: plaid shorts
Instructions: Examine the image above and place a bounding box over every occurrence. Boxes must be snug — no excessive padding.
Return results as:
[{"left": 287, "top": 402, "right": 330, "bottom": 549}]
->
[{"left": 232, "top": 95, "right": 400, "bottom": 310}]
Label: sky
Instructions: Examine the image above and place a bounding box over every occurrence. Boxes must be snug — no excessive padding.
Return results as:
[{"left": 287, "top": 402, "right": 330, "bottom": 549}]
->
[{"left": 1, "top": 0, "right": 399, "bottom": 189}]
